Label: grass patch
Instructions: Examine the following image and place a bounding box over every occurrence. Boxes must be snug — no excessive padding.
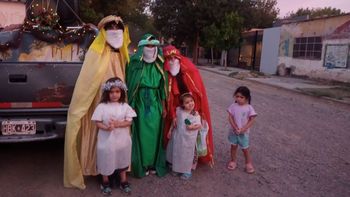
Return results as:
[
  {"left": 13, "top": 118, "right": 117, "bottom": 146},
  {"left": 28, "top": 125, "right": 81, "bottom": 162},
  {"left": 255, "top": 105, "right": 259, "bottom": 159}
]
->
[
  {"left": 228, "top": 72, "right": 239, "bottom": 77},
  {"left": 297, "top": 87, "right": 350, "bottom": 100},
  {"left": 250, "top": 70, "right": 265, "bottom": 76}
]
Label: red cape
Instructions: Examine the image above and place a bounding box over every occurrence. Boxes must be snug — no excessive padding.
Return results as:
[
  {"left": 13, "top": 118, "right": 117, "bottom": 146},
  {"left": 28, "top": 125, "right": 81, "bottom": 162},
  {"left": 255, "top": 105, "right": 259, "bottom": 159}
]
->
[{"left": 163, "top": 46, "right": 214, "bottom": 165}]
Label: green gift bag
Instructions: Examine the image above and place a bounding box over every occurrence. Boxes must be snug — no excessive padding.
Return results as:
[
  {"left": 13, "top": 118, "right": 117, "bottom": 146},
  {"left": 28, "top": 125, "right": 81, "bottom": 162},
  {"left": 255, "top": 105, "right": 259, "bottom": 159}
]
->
[{"left": 196, "top": 120, "right": 209, "bottom": 157}]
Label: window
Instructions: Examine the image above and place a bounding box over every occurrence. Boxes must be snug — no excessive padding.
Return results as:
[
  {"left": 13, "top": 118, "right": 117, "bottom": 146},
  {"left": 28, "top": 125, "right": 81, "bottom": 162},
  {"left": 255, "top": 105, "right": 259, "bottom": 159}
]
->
[
  {"left": 293, "top": 36, "right": 322, "bottom": 60},
  {"left": 324, "top": 44, "right": 349, "bottom": 68}
]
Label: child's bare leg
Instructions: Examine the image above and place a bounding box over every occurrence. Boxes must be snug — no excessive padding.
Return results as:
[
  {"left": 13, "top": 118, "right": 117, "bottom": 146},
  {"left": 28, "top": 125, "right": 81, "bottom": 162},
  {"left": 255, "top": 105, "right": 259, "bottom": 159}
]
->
[
  {"left": 120, "top": 170, "right": 127, "bottom": 183},
  {"left": 102, "top": 175, "right": 109, "bottom": 183},
  {"left": 119, "top": 169, "right": 131, "bottom": 193},
  {"left": 230, "top": 144, "right": 238, "bottom": 162},
  {"left": 242, "top": 148, "right": 255, "bottom": 173},
  {"left": 100, "top": 174, "right": 112, "bottom": 195},
  {"left": 242, "top": 148, "right": 252, "bottom": 164},
  {"left": 227, "top": 144, "right": 238, "bottom": 170}
]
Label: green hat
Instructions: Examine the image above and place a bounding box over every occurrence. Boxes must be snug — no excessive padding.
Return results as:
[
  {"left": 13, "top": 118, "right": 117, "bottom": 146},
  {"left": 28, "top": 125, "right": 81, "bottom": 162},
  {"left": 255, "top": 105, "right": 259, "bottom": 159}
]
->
[{"left": 138, "top": 34, "right": 160, "bottom": 46}]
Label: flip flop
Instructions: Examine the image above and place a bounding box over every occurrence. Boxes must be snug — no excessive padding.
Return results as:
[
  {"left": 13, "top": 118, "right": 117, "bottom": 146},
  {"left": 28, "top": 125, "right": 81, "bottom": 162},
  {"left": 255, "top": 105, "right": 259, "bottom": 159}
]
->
[
  {"left": 227, "top": 161, "right": 237, "bottom": 170},
  {"left": 245, "top": 164, "right": 255, "bottom": 174}
]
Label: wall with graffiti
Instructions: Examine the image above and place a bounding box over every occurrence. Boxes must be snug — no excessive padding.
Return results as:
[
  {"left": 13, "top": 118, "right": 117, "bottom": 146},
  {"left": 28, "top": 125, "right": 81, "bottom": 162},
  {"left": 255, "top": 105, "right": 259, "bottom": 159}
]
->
[{"left": 278, "top": 14, "right": 350, "bottom": 83}]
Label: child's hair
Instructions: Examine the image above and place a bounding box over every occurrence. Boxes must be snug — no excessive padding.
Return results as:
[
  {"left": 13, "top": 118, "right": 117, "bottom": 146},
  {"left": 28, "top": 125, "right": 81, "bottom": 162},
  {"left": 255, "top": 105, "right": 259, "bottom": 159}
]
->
[
  {"left": 180, "top": 92, "right": 194, "bottom": 107},
  {"left": 104, "top": 21, "right": 125, "bottom": 31},
  {"left": 234, "top": 86, "right": 251, "bottom": 104},
  {"left": 100, "top": 77, "right": 127, "bottom": 103}
]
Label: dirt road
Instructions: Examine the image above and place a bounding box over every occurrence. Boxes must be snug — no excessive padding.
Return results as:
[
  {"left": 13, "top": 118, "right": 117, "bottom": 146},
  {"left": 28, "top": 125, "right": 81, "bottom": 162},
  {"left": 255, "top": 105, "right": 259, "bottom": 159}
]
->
[{"left": 1, "top": 70, "right": 349, "bottom": 197}]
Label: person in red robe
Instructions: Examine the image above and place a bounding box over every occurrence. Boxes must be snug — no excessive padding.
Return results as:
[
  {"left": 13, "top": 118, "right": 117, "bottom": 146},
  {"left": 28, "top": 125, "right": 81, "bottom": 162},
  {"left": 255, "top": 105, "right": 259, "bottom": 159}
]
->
[{"left": 163, "top": 45, "right": 214, "bottom": 166}]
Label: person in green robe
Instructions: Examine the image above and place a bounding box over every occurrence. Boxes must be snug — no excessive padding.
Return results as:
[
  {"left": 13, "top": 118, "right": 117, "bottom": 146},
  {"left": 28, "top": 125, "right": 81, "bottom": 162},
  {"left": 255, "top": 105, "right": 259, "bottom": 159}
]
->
[{"left": 126, "top": 34, "right": 168, "bottom": 178}]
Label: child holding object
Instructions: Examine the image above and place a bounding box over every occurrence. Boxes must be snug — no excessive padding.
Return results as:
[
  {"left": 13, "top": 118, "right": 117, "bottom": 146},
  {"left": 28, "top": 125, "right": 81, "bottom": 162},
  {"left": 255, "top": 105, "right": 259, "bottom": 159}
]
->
[{"left": 167, "top": 92, "right": 202, "bottom": 180}]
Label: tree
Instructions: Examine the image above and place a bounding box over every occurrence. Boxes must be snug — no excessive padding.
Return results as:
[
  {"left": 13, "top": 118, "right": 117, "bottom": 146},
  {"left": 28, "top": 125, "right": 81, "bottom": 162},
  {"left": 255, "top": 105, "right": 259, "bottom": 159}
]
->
[
  {"left": 152, "top": 0, "right": 279, "bottom": 64},
  {"left": 237, "top": 0, "right": 279, "bottom": 29},
  {"left": 203, "top": 12, "right": 243, "bottom": 68},
  {"left": 217, "top": 12, "right": 243, "bottom": 69},
  {"left": 79, "top": 0, "right": 103, "bottom": 24},
  {"left": 79, "top": 0, "right": 155, "bottom": 33},
  {"left": 286, "top": 7, "right": 344, "bottom": 19},
  {"left": 152, "top": 0, "right": 223, "bottom": 64},
  {"left": 202, "top": 24, "right": 219, "bottom": 64}
]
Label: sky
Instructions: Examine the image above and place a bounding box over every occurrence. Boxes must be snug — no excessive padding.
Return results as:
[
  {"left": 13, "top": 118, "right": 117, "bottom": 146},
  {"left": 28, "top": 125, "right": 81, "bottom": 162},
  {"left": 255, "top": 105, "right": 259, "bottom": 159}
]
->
[{"left": 277, "top": 0, "right": 350, "bottom": 17}]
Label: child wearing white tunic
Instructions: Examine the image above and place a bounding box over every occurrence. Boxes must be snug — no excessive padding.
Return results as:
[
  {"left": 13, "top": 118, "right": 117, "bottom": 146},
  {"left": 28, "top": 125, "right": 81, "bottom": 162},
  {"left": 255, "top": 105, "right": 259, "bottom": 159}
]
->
[
  {"left": 166, "top": 93, "right": 202, "bottom": 180},
  {"left": 91, "top": 77, "right": 136, "bottom": 195}
]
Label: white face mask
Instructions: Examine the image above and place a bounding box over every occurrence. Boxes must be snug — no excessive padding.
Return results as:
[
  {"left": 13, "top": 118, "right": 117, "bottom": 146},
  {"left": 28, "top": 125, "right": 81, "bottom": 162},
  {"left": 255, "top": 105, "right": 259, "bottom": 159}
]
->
[
  {"left": 143, "top": 46, "right": 158, "bottom": 63},
  {"left": 105, "top": 30, "right": 124, "bottom": 49},
  {"left": 169, "top": 58, "right": 180, "bottom": 76}
]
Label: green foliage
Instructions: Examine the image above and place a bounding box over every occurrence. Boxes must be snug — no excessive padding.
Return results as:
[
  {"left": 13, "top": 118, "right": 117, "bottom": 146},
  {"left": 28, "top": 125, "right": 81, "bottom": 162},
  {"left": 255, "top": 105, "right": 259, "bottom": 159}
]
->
[
  {"left": 237, "top": 0, "right": 279, "bottom": 29},
  {"left": 202, "top": 24, "right": 219, "bottom": 48},
  {"left": 79, "top": 0, "right": 154, "bottom": 32},
  {"left": 151, "top": 0, "right": 222, "bottom": 46},
  {"left": 218, "top": 12, "right": 243, "bottom": 50},
  {"left": 203, "top": 12, "right": 243, "bottom": 50},
  {"left": 286, "top": 7, "right": 344, "bottom": 19},
  {"left": 152, "top": 0, "right": 278, "bottom": 50},
  {"left": 79, "top": 0, "right": 103, "bottom": 24}
]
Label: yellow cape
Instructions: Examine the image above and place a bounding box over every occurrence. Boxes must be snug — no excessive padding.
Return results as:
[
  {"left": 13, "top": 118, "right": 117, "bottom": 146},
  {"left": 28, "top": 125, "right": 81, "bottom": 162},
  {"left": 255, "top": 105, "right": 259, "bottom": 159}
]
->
[{"left": 63, "top": 19, "right": 130, "bottom": 189}]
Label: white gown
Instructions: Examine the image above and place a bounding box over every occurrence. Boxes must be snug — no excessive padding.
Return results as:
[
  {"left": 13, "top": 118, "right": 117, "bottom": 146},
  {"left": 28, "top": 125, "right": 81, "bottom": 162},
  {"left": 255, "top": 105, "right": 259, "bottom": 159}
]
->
[
  {"left": 91, "top": 102, "right": 136, "bottom": 176},
  {"left": 167, "top": 107, "right": 201, "bottom": 174}
]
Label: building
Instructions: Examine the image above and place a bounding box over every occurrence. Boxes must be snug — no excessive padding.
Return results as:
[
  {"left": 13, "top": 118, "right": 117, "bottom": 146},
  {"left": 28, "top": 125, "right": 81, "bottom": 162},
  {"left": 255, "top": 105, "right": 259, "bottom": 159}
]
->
[
  {"left": 260, "top": 14, "right": 350, "bottom": 83},
  {"left": 228, "top": 29, "right": 263, "bottom": 71}
]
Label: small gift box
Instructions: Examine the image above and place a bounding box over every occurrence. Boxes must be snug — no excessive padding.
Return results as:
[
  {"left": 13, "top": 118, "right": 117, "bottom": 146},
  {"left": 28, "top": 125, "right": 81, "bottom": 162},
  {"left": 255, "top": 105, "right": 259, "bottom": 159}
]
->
[{"left": 184, "top": 118, "right": 191, "bottom": 125}]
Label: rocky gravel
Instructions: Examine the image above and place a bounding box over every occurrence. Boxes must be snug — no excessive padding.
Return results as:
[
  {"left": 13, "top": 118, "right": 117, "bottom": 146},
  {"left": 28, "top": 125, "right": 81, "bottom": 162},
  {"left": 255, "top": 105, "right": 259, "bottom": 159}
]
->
[{"left": 0, "top": 69, "right": 349, "bottom": 197}]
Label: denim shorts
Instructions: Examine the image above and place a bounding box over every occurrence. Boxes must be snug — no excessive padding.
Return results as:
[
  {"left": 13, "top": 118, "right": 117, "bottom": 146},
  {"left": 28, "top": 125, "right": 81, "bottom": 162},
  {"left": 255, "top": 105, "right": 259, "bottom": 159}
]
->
[{"left": 228, "top": 132, "right": 249, "bottom": 149}]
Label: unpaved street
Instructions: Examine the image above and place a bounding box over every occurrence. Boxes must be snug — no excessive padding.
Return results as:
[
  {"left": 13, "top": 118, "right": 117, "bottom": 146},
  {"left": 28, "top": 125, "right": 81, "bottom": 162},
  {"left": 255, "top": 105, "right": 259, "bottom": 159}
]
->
[{"left": 1, "top": 70, "right": 350, "bottom": 197}]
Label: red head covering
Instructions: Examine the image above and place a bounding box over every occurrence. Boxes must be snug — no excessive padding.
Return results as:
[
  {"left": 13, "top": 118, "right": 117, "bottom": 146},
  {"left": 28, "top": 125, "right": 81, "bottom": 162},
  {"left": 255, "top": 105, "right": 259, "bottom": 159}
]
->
[
  {"left": 163, "top": 45, "right": 181, "bottom": 58},
  {"left": 163, "top": 45, "right": 197, "bottom": 73},
  {"left": 162, "top": 45, "right": 214, "bottom": 166},
  {"left": 163, "top": 45, "right": 182, "bottom": 72}
]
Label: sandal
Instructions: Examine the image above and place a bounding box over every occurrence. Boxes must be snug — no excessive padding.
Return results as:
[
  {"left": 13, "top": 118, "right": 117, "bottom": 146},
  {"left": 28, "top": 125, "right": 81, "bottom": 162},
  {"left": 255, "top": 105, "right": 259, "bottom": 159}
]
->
[
  {"left": 245, "top": 163, "right": 255, "bottom": 174},
  {"left": 180, "top": 172, "right": 192, "bottom": 180},
  {"left": 100, "top": 183, "right": 112, "bottom": 195},
  {"left": 227, "top": 161, "right": 237, "bottom": 170},
  {"left": 120, "top": 182, "right": 131, "bottom": 194}
]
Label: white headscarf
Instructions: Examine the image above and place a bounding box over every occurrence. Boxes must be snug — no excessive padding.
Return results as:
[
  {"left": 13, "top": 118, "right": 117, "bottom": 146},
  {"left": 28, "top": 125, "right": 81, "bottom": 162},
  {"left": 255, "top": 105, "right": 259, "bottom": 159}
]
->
[
  {"left": 169, "top": 58, "right": 180, "bottom": 76},
  {"left": 105, "top": 30, "right": 124, "bottom": 49},
  {"left": 143, "top": 46, "right": 158, "bottom": 63}
]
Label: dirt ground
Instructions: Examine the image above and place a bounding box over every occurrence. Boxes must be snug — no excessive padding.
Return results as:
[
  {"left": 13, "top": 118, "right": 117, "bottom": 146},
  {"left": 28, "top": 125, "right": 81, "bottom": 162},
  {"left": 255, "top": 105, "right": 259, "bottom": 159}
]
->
[{"left": 1, "top": 70, "right": 350, "bottom": 197}]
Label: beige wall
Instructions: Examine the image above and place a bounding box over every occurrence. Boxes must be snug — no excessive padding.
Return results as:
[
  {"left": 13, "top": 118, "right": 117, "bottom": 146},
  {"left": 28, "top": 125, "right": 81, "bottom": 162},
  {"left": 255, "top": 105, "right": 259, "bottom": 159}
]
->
[
  {"left": 278, "top": 15, "right": 350, "bottom": 83},
  {"left": 0, "top": 2, "right": 26, "bottom": 28}
]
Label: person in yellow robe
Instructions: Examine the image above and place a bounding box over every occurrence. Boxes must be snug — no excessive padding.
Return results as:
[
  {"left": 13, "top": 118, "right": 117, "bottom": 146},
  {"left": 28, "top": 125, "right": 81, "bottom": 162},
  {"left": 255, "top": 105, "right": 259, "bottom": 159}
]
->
[{"left": 63, "top": 15, "right": 131, "bottom": 189}]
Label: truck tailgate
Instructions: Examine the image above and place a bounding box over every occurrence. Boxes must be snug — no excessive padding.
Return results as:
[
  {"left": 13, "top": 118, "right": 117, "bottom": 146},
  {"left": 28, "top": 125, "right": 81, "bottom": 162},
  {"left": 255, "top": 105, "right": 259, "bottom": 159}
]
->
[
  {"left": 0, "top": 62, "right": 81, "bottom": 107},
  {"left": 0, "top": 62, "right": 82, "bottom": 142}
]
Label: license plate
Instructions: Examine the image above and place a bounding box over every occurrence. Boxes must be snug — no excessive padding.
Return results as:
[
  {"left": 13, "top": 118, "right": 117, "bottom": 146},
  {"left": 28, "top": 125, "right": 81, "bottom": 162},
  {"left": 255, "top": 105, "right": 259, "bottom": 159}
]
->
[{"left": 1, "top": 120, "right": 36, "bottom": 135}]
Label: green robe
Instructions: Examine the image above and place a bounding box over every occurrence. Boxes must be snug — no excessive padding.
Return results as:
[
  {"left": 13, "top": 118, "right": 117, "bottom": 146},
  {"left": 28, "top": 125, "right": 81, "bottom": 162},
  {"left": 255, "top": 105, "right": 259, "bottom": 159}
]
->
[{"left": 126, "top": 45, "right": 168, "bottom": 178}]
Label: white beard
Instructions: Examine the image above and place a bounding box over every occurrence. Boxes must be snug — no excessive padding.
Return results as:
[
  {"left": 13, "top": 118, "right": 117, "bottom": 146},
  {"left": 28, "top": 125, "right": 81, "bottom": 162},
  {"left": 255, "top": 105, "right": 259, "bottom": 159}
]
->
[
  {"left": 143, "top": 47, "right": 158, "bottom": 63},
  {"left": 105, "top": 30, "right": 124, "bottom": 49},
  {"left": 169, "top": 58, "right": 180, "bottom": 76}
]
